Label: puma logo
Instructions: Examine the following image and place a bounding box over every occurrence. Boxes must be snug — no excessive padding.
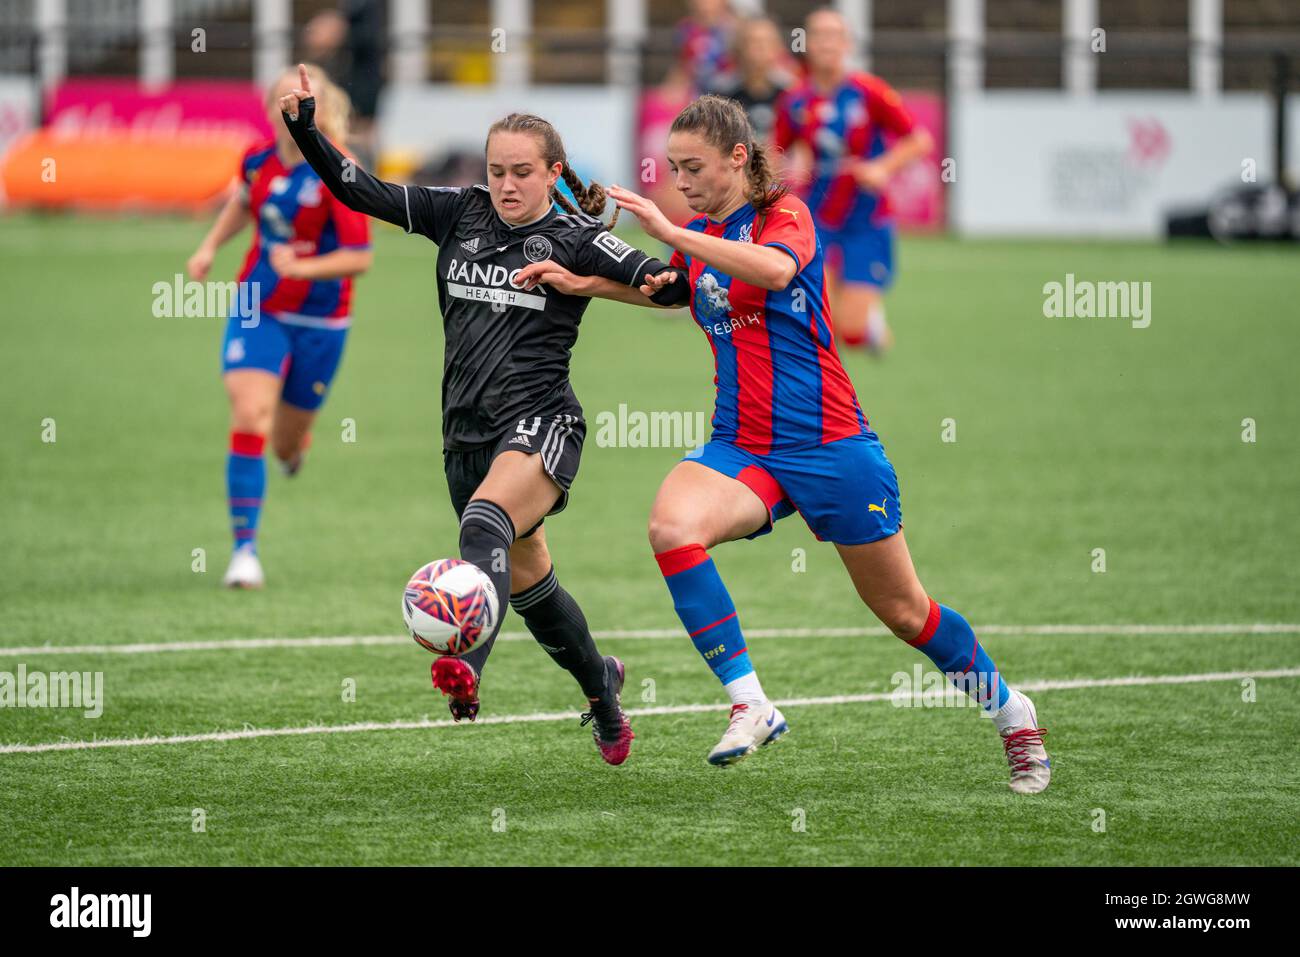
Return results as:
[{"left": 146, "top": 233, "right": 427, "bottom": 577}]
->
[
  {"left": 777, "top": 206, "right": 800, "bottom": 220},
  {"left": 868, "top": 498, "right": 888, "bottom": 518}
]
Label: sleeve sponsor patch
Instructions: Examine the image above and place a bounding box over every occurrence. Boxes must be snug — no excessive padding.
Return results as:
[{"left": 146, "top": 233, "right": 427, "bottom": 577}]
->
[{"left": 592, "top": 231, "right": 635, "bottom": 263}]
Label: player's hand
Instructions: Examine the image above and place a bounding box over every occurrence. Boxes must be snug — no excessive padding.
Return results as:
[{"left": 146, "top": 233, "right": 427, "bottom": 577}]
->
[
  {"left": 638, "top": 270, "right": 678, "bottom": 298},
  {"left": 187, "top": 245, "right": 215, "bottom": 282},
  {"left": 515, "top": 259, "right": 588, "bottom": 295},
  {"left": 607, "top": 185, "right": 676, "bottom": 243},
  {"left": 781, "top": 142, "right": 814, "bottom": 188},
  {"left": 277, "top": 64, "right": 314, "bottom": 121},
  {"left": 268, "top": 243, "right": 305, "bottom": 279},
  {"left": 849, "top": 158, "right": 890, "bottom": 193}
]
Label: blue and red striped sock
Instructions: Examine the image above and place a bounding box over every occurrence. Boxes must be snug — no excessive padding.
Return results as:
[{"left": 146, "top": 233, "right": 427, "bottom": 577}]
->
[
  {"left": 227, "top": 431, "right": 266, "bottom": 552},
  {"left": 905, "top": 598, "right": 1009, "bottom": 711},
  {"left": 655, "top": 544, "right": 760, "bottom": 696}
]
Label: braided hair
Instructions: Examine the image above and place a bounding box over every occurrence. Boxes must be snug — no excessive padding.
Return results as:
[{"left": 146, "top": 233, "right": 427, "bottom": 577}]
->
[
  {"left": 669, "top": 94, "right": 788, "bottom": 212},
  {"left": 485, "top": 113, "right": 619, "bottom": 228}
]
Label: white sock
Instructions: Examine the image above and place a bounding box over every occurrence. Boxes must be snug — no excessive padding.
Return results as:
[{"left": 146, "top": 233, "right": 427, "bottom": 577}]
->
[
  {"left": 723, "top": 672, "right": 766, "bottom": 707},
  {"left": 992, "top": 690, "right": 1028, "bottom": 734},
  {"left": 866, "top": 301, "right": 887, "bottom": 346}
]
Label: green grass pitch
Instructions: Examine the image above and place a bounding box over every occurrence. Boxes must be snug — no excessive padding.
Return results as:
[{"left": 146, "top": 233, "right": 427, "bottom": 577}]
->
[{"left": 0, "top": 214, "right": 1296, "bottom": 865}]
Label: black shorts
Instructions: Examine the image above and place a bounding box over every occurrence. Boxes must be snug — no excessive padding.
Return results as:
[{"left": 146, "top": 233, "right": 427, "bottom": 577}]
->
[{"left": 444, "top": 412, "right": 586, "bottom": 538}]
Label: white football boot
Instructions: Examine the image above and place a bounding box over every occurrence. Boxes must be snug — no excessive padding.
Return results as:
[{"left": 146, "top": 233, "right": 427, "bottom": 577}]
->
[
  {"left": 222, "top": 544, "right": 265, "bottom": 589},
  {"left": 707, "top": 701, "right": 789, "bottom": 766},
  {"left": 999, "top": 690, "right": 1051, "bottom": 794},
  {"left": 277, "top": 451, "right": 306, "bottom": 477}
]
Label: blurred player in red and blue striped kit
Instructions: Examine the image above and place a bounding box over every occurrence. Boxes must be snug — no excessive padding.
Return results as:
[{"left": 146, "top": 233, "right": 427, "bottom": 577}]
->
[
  {"left": 187, "top": 65, "right": 371, "bottom": 588},
  {"left": 774, "top": 7, "right": 933, "bottom": 353},
  {"left": 672, "top": 0, "right": 737, "bottom": 94},
  {"left": 531, "top": 94, "right": 1050, "bottom": 793}
]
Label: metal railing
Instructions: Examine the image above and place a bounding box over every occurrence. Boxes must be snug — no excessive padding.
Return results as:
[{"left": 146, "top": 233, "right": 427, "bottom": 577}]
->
[{"left": 2, "top": 15, "right": 1299, "bottom": 94}]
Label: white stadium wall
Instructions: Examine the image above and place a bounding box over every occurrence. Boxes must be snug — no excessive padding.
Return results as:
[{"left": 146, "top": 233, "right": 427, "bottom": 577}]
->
[
  {"left": 0, "top": 75, "right": 37, "bottom": 157},
  {"left": 377, "top": 85, "right": 639, "bottom": 196},
  {"left": 951, "top": 92, "right": 1298, "bottom": 238}
]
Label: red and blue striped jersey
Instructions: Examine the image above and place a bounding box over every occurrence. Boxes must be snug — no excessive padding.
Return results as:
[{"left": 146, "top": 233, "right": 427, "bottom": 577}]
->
[
  {"left": 236, "top": 141, "right": 370, "bottom": 325},
  {"left": 674, "top": 17, "right": 734, "bottom": 93},
  {"left": 773, "top": 72, "right": 915, "bottom": 231},
  {"left": 671, "top": 194, "right": 868, "bottom": 455}
]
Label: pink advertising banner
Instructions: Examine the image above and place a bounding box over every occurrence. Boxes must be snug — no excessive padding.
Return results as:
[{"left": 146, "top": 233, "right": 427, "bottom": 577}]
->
[
  {"left": 45, "top": 78, "right": 272, "bottom": 143},
  {"left": 4, "top": 79, "right": 270, "bottom": 209},
  {"left": 885, "top": 91, "right": 946, "bottom": 230}
]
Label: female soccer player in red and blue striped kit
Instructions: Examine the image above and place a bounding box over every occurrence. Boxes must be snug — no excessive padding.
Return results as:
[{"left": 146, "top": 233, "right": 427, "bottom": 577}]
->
[
  {"left": 524, "top": 95, "right": 1051, "bottom": 792},
  {"left": 773, "top": 7, "right": 933, "bottom": 354},
  {"left": 187, "top": 65, "right": 371, "bottom": 589}
]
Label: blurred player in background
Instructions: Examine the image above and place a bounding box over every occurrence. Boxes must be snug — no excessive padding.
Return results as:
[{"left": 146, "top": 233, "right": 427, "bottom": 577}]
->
[
  {"left": 301, "top": 0, "right": 385, "bottom": 169},
  {"left": 534, "top": 95, "right": 1050, "bottom": 793},
  {"left": 672, "top": 0, "right": 738, "bottom": 94},
  {"left": 278, "top": 67, "right": 680, "bottom": 764},
  {"left": 714, "top": 15, "right": 794, "bottom": 145},
  {"left": 186, "top": 64, "right": 371, "bottom": 590},
  {"left": 774, "top": 7, "right": 933, "bottom": 354}
]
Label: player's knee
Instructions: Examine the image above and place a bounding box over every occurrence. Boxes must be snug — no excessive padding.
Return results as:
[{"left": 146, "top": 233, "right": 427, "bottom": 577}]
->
[
  {"left": 230, "top": 400, "right": 273, "bottom": 437},
  {"left": 872, "top": 592, "right": 930, "bottom": 641},
  {"left": 459, "top": 499, "right": 516, "bottom": 562},
  {"left": 647, "top": 512, "right": 704, "bottom": 554}
]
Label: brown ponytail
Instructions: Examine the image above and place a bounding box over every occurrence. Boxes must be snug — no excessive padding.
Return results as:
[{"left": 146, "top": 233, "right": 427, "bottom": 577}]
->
[
  {"left": 486, "top": 112, "right": 618, "bottom": 227},
  {"left": 670, "top": 93, "right": 789, "bottom": 212}
]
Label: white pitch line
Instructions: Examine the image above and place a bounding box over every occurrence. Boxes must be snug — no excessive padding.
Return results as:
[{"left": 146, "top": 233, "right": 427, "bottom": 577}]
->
[
  {"left": 1, "top": 667, "right": 1296, "bottom": 756},
  {"left": 0, "top": 623, "right": 1298, "bottom": 658}
]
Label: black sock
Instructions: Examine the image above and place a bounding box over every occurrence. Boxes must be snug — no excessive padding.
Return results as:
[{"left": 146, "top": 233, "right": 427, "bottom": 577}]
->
[
  {"left": 458, "top": 499, "right": 515, "bottom": 677},
  {"left": 511, "top": 567, "right": 608, "bottom": 699}
]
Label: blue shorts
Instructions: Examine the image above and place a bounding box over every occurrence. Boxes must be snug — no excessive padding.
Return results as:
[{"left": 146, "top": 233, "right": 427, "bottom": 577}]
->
[
  {"left": 818, "top": 221, "right": 894, "bottom": 288},
  {"left": 220, "top": 313, "right": 348, "bottom": 411},
  {"left": 683, "top": 432, "right": 903, "bottom": 546}
]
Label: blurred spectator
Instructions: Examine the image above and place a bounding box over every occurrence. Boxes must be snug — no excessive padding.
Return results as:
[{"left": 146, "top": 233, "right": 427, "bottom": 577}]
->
[
  {"left": 641, "top": 1, "right": 750, "bottom": 226},
  {"left": 714, "top": 15, "right": 795, "bottom": 145},
  {"left": 672, "top": 0, "right": 737, "bottom": 95},
  {"left": 302, "top": 0, "right": 386, "bottom": 167}
]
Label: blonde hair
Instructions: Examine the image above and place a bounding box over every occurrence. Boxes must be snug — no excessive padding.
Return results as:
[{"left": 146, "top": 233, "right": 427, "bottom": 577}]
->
[{"left": 269, "top": 62, "right": 352, "bottom": 144}]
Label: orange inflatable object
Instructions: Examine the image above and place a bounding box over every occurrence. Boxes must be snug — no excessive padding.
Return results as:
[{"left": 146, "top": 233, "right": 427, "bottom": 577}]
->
[{"left": 0, "top": 131, "right": 247, "bottom": 210}]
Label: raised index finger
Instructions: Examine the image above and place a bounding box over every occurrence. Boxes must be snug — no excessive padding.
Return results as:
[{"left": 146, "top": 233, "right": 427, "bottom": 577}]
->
[{"left": 298, "top": 63, "right": 312, "bottom": 95}]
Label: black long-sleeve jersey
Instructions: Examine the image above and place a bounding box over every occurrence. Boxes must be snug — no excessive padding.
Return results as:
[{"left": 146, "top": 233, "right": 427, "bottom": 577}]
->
[{"left": 283, "top": 97, "right": 671, "bottom": 450}]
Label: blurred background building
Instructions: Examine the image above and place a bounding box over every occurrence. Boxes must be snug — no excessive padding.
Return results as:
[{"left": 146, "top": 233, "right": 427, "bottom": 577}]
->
[{"left": 0, "top": 0, "right": 1297, "bottom": 238}]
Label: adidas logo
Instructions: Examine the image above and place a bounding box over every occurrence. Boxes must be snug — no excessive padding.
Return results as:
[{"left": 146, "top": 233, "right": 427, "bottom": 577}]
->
[
  {"left": 508, "top": 434, "right": 531, "bottom": 447},
  {"left": 460, "top": 237, "right": 481, "bottom": 253}
]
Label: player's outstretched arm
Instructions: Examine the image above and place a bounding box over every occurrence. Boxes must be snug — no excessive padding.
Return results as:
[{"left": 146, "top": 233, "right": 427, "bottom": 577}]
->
[
  {"left": 607, "top": 185, "right": 797, "bottom": 292},
  {"left": 267, "top": 243, "right": 372, "bottom": 281},
  {"left": 516, "top": 260, "right": 685, "bottom": 309},
  {"left": 848, "top": 127, "right": 933, "bottom": 192},
  {"left": 278, "top": 64, "right": 410, "bottom": 231},
  {"left": 187, "top": 189, "right": 251, "bottom": 281}
]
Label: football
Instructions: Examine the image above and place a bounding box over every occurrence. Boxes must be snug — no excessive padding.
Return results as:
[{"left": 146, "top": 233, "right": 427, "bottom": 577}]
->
[{"left": 401, "top": 558, "right": 499, "bottom": 656}]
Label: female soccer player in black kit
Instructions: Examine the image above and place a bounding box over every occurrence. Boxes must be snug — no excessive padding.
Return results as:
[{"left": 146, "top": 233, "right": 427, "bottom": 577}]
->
[{"left": 279, "top": 65, "right": 672, "bottom": 765}]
